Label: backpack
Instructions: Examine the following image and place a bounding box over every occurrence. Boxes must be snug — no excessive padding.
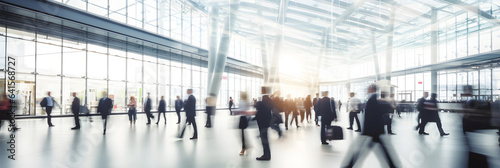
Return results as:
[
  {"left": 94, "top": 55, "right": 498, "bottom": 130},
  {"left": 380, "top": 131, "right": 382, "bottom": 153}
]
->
[{"left": 40, "top": 98, "right": 47, "bottom": 107}]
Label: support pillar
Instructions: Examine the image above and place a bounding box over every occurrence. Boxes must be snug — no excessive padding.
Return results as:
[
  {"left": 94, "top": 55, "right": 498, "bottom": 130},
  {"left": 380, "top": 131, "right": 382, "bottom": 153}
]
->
[
  {"left": 268, "top": 0, "right": 288, "bottom": 91},
  {"left": 431, "top": 8, "right": 438, "bottom": 94},
  {"left": 371, "top": 31, "right": 380, "bottom": 81},
  {"left": 208, "top": 0, "right": 240, "bottom": 97},
  {"left": 386, "top": 4, "right": 397, "bottom": 81},
  {"left": 207, "top": 5, "right": 219, "bottom": 91}
]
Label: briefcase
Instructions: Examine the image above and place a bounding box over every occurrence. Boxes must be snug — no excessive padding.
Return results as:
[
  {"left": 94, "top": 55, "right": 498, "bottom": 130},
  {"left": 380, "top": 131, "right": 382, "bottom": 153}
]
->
[{"left": 325, "top": 125, "right": 343, "bottom": 140}]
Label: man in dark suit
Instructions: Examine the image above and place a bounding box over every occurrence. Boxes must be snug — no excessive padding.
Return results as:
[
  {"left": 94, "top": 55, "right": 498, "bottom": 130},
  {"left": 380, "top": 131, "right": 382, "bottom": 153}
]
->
[
  {"left": 40, "top": 91, "right": 59, "bottom": 127},
  {"left": 97, "top": 92, "right": 113, "bottom": 135},
  {"left": 255, "top": 86, "right": 273, "bottom": 161},
  {"left": 342, "top": 84, "right": 398, "bottom": 168},
  {"left": 71, "top": 92, "right": 80, "bottom": 130},
  {"left": 156, "top": 96, "right": 167, "bottom": 124},
  {"left": 313, "top": 93, "right": 321, "bottom": 126},
  {"left": 316, "top": 91, "right": 337, "bottom": 145},
  {"left": 416, "top": 92, "right": 429, "bottom": 133},
  {"left": 284, "top": 94, "right": 295, "bottom": 130},
  {"left": 229, "top": 97, "right": 234, "bottom": 115},
  {"left": 175, "top": 96, "right": 183, "bottom": 124},
  {"left": 144, "top": 92, "right": 154, "bottom": 125},
  {"left": 180, "top": 89, "right": 197, "bottom": 140}
]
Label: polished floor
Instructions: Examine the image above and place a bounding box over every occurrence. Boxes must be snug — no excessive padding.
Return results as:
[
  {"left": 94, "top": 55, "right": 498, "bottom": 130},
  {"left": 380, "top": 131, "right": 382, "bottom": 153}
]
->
[{"left": 0, "top": 109, "right": 499, "bottom": 168}]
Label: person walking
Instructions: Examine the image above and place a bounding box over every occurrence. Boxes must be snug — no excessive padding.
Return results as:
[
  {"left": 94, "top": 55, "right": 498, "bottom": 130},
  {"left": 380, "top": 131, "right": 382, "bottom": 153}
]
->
[
  {"left": 180, "top": 89, "right": 197, "bottom": 140},
  {"left": 128, "top": 96, "right": 137, "bottom": 125},
  {"left": 40, "top": 91, "right": 60, "bottom": 127},
  {"left": 175, "top": 96, "right": 184, "bottom": 124},
  {"left": 70, "top": 92, "right": 80, "bottom": 130},
  {"left": 144, "top": 93, "right": 154, "bottom": 125},
  {"left": 97, "top": 92, "right": 113, "bottom": 134},
  {"left": 346, "top": 92, "right": 362, "bottom": 132},
  {"left": 156, "top": 96, "right": 167, "bottom": 125},
  {"left": 254, "top": 86, "right": 273, "bottom": 161}
]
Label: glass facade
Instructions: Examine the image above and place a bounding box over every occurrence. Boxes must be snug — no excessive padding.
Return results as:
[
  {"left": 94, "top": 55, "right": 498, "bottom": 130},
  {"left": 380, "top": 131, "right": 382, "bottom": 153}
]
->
[{"left": 0, "top": 19, "right": 263, "bottom": 117}]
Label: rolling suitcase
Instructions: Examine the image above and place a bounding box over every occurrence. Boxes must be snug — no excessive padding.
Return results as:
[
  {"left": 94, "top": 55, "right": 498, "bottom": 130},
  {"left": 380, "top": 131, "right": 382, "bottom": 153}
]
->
[{"left": 325, "top": 125, "right": 343, "bottom": 140}]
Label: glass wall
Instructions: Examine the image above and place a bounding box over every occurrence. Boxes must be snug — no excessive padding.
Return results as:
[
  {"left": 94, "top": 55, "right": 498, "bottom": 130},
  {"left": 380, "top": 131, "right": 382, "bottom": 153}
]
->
[{"left": 0, "top": 24, "right": 263, "bottom": 116}]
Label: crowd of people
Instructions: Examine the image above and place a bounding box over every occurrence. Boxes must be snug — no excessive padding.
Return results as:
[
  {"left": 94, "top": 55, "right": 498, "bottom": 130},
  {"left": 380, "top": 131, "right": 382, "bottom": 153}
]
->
[{"left": 1, "top": 84, "right": 464, "bottom": 167}]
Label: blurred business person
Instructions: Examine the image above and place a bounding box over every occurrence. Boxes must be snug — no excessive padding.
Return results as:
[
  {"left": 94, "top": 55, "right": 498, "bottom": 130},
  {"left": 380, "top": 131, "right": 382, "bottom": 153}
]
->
[
  {"left": 342, "top": 84, "right": 399, "bottom": 168},
  {"left": 205, "top": 94, "right": 216, "bottom": 128},
  {"left": 71, "top": 92, "right": 80, "bottom": 130},
  {"left": 175, "top": 96, "right": 183, "bottom": 124},
  {"left": 420, "top": 93, "right": 449, "bottom": 136},
  {"left": 40, "top": 91, "right": 60, "bottom": 127},
  {"left": 416, "top": 92, "right": 429, "bottom": 132},
  {"left": 156, "top": 96, "right": 166, "bottom": 125},
  {"left": 180, "top": 89, "right": 197, "bottom": 140},
  {"left": 347, "top": 92, "right": 361, "bottom": 132},
  {"left": 305, "top": 95, "right": 313, "bottom": 122},
  {"left": 128, "top": 96, "right": 137, "bottom": 125},
  {"left": 144, "top": 92, "right": 154, "bottom": 125},
  {"left": 254, "top": 86, "right": 273, "bottom": 161},
  {"left": 313, "top": 93, "right": 321, "bottom": 126},
  {"left": 379, "top": 92, "right": 396, "bottom": 135},
  {"left": 229, "top": 97, "right": 234, "bottom": 115},
  {"left": 98, "top": 92, "right": 113, "bottom": 134},
  {"left": 316, "top": 91, "right": 337, "bottom": 145}
]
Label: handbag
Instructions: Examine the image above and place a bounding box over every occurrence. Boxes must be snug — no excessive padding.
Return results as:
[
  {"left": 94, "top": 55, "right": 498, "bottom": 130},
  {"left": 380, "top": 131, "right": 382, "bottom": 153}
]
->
[{"left": 238, "top": 116, "right": 249, "bottom": 129}]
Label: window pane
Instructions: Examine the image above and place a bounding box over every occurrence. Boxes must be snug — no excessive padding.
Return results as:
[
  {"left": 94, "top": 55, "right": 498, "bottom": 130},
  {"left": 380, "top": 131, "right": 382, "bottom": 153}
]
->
[
  {"left": 87, "top": 79, "right": 107, "bottom": 113},
  {"left": 109, "top": 81, "right": 126, "bottom": 112},
  {"left": 88, "top": 51, "right": 107, "bottom": 79},
  {"left": 63, "top": 47, "right": 86, "bottom": 77},
  {"left": 109, "top": 56, "right": 126, "bottom": 81}
]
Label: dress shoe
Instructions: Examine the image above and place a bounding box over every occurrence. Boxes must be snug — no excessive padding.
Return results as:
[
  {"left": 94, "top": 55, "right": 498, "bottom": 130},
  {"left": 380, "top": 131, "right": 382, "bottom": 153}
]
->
[
  {"left": 256, "top": 156, "right": 271, "bottom": 161},
  {"left": 239, "top": 148, "right": 246, "bottom": 156},
  {"left": 49, "top": 125, "right": 55, "bottom": 127},
  {"left": 71, "top": 127, "right": 80, "bottom": 130},
  {"left": 440, "top": 133, "right": 450, "bottom": 136},
  {"left": 355, "top": 129, "right": 361, "bottom": 132},
  {"left": 346, "top": 127, "right": 353, "bottom": 130},
  {"left": 388, "top": 133, "right": 396, "bottom": 135},
  {"left": 419, "top": 132, "right": 429, "bottom": 135},
  {"left": 176, "top": 122, "right": 180, "bottom": 124},
  {"left": 415, "top": 125, "right": 420, "bottom": 131},
  {"left": 190, "top": 137, "right": 198, "bottom": 140},
  {"left": 155, "top": 122, "right": 158, "bottom": 124},
  {"left": 322, "top": 142, "right": 329, "bottom": 145},
  {"left": 146, "top": 123, "right": 151, "bottom": 125}
]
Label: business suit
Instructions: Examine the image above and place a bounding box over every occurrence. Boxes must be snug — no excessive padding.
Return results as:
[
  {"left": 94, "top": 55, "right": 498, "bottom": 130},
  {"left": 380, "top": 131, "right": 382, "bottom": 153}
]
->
[
  {"left": 416, "top": 97, "right": 426, "bottom": 131},
  {"left": 180, "top": 94, "right": 197, "bottom": 139},
  {"left": 255, "top": 95, "right": 273, "bottom": 160},
  {"left": 313, "top": 97, "right": 321, "bottom": 125},
  {"left": 343, "top": 93, "right": 397, "bottom": 168},
  {"left": 284, "top": 99, "right": 296, "bottom": 129},
  {"left": 71, "top": 97, "right": 80, "bottom": 129},
  {"left": 304, "top": 97, "right": 312, "bottom": 122},
  {"left": 144, "top": 97, "right": 153, "bottom": 124},
  {"left": 420, "top": 98, "right": 448, "bottom": 136},
  {"left": 97, "top": 97, "right": 113, "bottom": 134},
  {"left": 157, "top": 100, "right": 166, "bottom": 124},
  {"left": 175, "top": 99, "right": 184, "bottom": 124},
  {"left": 317, "top": 97, "right": 337, "bottom": 144}
]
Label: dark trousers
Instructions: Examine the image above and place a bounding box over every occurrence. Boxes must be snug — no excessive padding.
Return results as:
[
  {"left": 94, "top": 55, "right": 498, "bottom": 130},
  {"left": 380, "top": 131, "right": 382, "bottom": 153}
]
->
[
  {"left": 157, "top": 111, "right": 166, "bottom": 124},
  {"left": 306, "top": 108, "right": 312, "bottom": 122},
  {"left": 343, "top": 135, "right": 397, "bottom": 168},
  {"left": 284, "top": 111, "right": 291, "bottom": 129},
  {"left": 205, "top": 106, "right": 214, "bottom": 127},
  {"left": 290, "top": 112, "right": 299, "bottom": 127},
  {"left": 46, "top": 106, "right": 53, "bottom": 126},
  {"left": 180, "top": 116, "right": 197, "bottom": 138},
  {"left": 128, "top": 108, "right": 137, "bottom": 121},
  {"left": 419, "top": 118, "right": 445, "bottom": 134},
  {"left": 258, "top": 127, "right": 271, "bottom": 157},
  {"left": 320, "top": 120, "right": 332, "bottom": 143},
  {"left": 299, "top": 110, "right": 305, "bottom": 123},
  {"left": 102, "top": 114, "right": 108, "bottom": 133},
  {"left": 349, "top": 112, "right": 361, "bottom": 130},
  {"left": 241, "top": 129, "right": 246, "bottom": 149},
  {"left": 229, "top": 104, "right": 233, "bottom": 115},
  {"left": 175, "top": 109, "right": 181, "bottom": 123},
  {"left": 384, "top": 114, "right": 393, "bottom": 134},
  {"left": 73, "top": 113, "right": 80, "bottom": 128},
  {"left": 145, "top": 109, "right": 153, "bottom": 123},
  {"left": 315, "top": 111, "right": 320, "bottom": 125}
]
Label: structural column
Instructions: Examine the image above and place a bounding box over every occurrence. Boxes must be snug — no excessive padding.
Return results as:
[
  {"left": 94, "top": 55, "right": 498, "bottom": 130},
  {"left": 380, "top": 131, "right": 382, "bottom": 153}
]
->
[
  {"left": 258, "top": 4, "right": 269, "bottom": 85},
  {"left": 268, "top": 0, "right": 288, "bottom": 91},
  {"left": 371, "top": 31, "right": 380, "bottom": 81},
  {"left": 385, "top": 4, "right": 397, "bottom": 81},
  {"left": 431, "top": 8, "right": 438, "bottom": 94},
  {"left": 207, "top": 5, "right": 219, "bottom": 91},
  {"left": 208, "top": 0, "right": 240, "bottom": 97}
]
